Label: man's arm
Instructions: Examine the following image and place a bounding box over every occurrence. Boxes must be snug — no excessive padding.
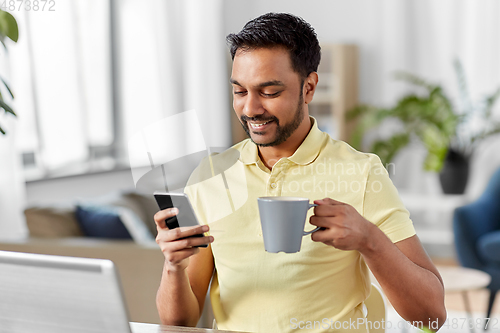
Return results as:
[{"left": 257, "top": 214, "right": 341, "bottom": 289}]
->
[
  {"left": 362, "top": 228, "right": 446, "bottom": 328},
  {"left": 155, "top": 208, "right": 215, "bottom": 326},
  {"left": 310, "top": 198, "right": 447, "bottom": 330}
]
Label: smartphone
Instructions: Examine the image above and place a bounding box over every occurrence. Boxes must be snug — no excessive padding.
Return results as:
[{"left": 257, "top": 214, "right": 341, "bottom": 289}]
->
[{"left": 153, "top": 192, "right": 207, "bottom": 248}]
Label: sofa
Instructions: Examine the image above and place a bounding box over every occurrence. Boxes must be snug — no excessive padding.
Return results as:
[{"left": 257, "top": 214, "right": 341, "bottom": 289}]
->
[{"left": 0, "top": 191, "right": 214, "bottom": 326}]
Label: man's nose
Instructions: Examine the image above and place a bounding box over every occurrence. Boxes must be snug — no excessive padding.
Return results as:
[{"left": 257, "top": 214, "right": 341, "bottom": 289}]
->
[{"left": 242, "top": 93, "right": 264, "bottom": 117}]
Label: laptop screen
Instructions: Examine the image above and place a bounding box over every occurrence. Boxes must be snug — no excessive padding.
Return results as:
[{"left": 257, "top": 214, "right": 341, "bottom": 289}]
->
[{"left": 0, "top": 250, "right": 132, "bottom": 333}]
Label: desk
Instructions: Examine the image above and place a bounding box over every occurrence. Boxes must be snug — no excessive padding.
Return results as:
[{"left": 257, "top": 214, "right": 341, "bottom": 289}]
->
[
  {"left": 437, "top": 266, "right": 491, "bottom": 333},
  {"left": 130, "top": 322, "right": 240, "bottom": 333}
]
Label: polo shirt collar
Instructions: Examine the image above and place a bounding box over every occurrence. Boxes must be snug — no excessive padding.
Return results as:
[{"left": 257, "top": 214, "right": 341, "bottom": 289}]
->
[{"left": 239, "top": 116, "right": 324, "bottom": 166}]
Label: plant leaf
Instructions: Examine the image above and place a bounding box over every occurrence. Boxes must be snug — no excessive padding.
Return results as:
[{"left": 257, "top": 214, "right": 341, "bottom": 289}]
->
[
  {"left": 470, "top": 122, "right": 500, "bottom": 144},
  {"left": 347, "top": 62, "right": 500, "bottom": 173},
  {"left": 0, "top": 10, "right": 19, "bottom": 43},
  {"left": 483, "top": 87, "right": 500, "bottom": 119},
  {"left": 454, "top": 59, "right": 473, "bottom": 116},
  {"left": 348, "top": 120, "right": 366, "bottom": 151},
  {"left": 347, "top": 105, "right": 392, "bottom": 150},
  {"left": 0, "top": 99, "right": 16, "bottom": 116},
  {"left": 423, "top": 145, "right": 448, "bottom": 172},
  {"left": 0, "top": 77, "right": 14, "bottom": 99},
  {"left": 416, "top": 123, "right": 450, "bottom": 171},
  {"left": 346, "top": 104, "right": 371, "bottom": 121},
  {"left": 0, "top": 124, "right": 5, "bottom": 135},
  {"left": 371, "top": 133, "right": 410, "bottom": 165}
]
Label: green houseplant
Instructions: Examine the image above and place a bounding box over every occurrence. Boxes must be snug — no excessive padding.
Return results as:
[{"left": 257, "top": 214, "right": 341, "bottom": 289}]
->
[
  {"left": 0, "top": 9, "right": 19, "bottom": 135},
  {"left": 348, "top": 60, "right": 500, "bottom": 193}
]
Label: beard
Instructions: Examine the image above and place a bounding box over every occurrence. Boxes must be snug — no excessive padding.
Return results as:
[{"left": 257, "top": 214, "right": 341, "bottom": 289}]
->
[{"left": 240, "top": 94, "right": 304, "bottom": 147}]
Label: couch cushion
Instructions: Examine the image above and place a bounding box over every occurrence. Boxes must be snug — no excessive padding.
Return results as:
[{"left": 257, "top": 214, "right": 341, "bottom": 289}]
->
[
  {"left": 121, "top": 192, "right": 159, "bottom": 237},
  {"left": 25, "top": 207, "right": 84, "bottom": 238},
  {"left": 112, "top": 205, "right": 155, "bottom": 244},
  {"left": 75, "top": 205, "right": 132, "bottom": 239},
  {"left": 86, "top": 191, "right": 159, "bottom": 238},
  {"left": 477, "top": 230, "right": 500, "bottom": 264}
]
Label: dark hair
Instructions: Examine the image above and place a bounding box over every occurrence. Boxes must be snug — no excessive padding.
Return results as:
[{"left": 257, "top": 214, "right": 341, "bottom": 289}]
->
[{"left": 226, "top": 13, "right": 321, "bottom": 79}]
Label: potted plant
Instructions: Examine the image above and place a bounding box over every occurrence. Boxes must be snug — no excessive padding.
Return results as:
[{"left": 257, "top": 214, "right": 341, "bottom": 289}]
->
[
  {"left": 348, "top": 60, "right": 500, "bottom": 194},
  {"left": 0, "top": 9, "right": 19, "bottom": 135}
]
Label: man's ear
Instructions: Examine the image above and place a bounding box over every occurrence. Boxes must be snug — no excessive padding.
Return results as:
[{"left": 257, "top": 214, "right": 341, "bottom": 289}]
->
[{"left": 303, "top": 72, "right": 319, "bottom": 104}]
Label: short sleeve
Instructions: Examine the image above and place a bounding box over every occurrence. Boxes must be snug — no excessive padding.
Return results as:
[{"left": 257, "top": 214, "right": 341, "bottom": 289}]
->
[{"left": 363, "top": 155, "right": 416, "bottom": 243}]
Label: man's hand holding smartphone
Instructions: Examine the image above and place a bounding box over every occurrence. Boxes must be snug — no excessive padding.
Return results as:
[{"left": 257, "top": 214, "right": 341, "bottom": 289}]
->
[{"left": 154, "top": 193, "right": 214, "bottom": 271}]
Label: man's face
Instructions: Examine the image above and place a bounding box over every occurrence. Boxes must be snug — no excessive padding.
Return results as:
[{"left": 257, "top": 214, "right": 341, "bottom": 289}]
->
[{"left": 230, "top": 47, "right": 307, "bottom": 147}]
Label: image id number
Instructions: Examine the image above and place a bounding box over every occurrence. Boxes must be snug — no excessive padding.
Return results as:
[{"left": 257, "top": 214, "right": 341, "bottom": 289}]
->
[
  {"left": 440, "top": 317, "right": 499, "bottom": 330},
  {"left": 1, "top": 0, "right": 55, "bottom": 12}
]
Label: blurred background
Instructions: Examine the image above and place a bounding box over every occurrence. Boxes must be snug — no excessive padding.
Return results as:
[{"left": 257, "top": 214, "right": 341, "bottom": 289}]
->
[{"left": 0, "top": 0, "right": 499, "bottom": 329}]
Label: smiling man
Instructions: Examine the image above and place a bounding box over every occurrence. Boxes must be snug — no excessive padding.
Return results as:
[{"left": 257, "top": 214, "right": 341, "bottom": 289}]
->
[
  {"left": 230, "top": 46, "right": 311, "bottom": 164},
  {"left": 154, "top": 13, "right": 446, "bottom": 332},
  {"left": 230, "top": 50, "right": 307, "bottom": 149}
]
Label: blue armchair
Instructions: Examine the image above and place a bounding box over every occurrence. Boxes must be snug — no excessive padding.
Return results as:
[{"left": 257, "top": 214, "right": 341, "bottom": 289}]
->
[{"left": 453, "top": 167, "right": 500, "bottom": 325}]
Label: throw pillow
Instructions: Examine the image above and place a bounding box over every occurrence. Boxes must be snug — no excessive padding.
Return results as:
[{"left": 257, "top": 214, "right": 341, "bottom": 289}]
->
[
  {"left": 75, "top": 205, "right": 132, "bottom": 239},
  {"left": 112, "top": 205, "right": 155, "bottom": 244}
]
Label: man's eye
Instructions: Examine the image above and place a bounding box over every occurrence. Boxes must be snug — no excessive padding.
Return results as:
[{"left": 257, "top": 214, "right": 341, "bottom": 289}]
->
[
  {"left": 262, "top": 91, "right": 281, "bottom": 97},
  {"left": 234, "top": 91, "right": 246, "bottom": 95}
]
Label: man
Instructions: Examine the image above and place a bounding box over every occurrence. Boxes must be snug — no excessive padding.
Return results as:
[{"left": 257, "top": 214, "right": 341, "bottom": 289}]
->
[{"left": 154, "top": 13, "right": 446, "bottom": 332}]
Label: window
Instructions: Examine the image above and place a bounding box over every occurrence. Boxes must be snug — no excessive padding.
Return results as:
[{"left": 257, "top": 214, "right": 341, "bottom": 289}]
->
[
  {"left": 11, "top": 0, "right": 113, "bottom": 180},
  {"left": 9, "top": 0, "right": 230, "bottom": 181}
]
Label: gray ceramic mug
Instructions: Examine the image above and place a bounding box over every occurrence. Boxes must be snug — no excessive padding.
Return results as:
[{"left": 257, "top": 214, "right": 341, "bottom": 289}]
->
[{"left": 257, "top": 196, "right": 320, "bottom": 253}]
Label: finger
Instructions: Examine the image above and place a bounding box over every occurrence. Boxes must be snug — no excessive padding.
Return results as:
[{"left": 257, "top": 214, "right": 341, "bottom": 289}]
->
[
  {"left": 309, "top": 216, "right": 328, "bottom": 228},
  {"left": 164, "top": 247, "right": 201, "bottom": 265},
  {"left": 312, "top": 203, "right": 346, "bottom": 217},
  {"left": 156, "top": 226, "right": 213, "bottom": 245},
  {"left": 314, "top": 197, "right": 345, "bottom": 206},
  {"left": 159, "top": 224, "right": 210, "bottom": 243},
  {"left": 310, "top": 226, "right": 344, "bottom": 247},
  {"left": 154, "top": 208, "right": 179, "bottom": 229},
  {"left": 309, "top": 215, "right": 343, "bottom": 229},
  {"left": 168, "top": 234, "right": 214, "bottom": 251},
  {"left": 310, "top": 227, "right": 333, "bottom": 243},
  {"left": 156, "top": 230, "right": 213, "bottom": 255}
]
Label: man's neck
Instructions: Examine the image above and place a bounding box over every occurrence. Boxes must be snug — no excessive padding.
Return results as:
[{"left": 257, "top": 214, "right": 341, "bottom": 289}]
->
[{"left": 258, "top": 117, "right": 312, "bottom": 170}]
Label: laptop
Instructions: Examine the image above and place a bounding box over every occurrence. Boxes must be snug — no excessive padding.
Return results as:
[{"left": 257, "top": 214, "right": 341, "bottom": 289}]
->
[{"left": 0, "top": 250, "right": 132, "bottom": 333}]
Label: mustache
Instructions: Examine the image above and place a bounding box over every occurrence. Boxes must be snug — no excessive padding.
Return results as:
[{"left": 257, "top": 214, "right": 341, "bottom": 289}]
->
[{"left": 240, "top": 115, "right": 278, "bottom": 124}]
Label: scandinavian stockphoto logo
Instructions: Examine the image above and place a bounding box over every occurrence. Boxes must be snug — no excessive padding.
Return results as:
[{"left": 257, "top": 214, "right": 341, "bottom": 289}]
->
[
  {"left": 126, "top": 110, "right": 248, "bottom": 224},
  {"left": 277, "top": 160, "right": 394, "bottom": 196}
]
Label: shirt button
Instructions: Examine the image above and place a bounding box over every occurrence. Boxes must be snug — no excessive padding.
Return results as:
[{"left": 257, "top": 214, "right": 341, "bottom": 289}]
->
[{"left": 270, "top": 183, "right": 277, "bottom": 189}]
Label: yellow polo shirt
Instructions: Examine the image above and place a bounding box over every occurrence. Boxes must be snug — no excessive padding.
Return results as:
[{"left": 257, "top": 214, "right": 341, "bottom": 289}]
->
[{"left": 185, "top": 118, "right": 415, "bottom": 332}]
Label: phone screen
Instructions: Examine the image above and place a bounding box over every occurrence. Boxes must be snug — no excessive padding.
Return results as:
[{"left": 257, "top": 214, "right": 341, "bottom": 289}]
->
[{"left": 154, "top": 192, "right": 207, "bottom": 247}]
